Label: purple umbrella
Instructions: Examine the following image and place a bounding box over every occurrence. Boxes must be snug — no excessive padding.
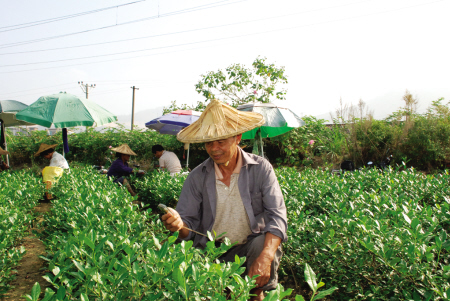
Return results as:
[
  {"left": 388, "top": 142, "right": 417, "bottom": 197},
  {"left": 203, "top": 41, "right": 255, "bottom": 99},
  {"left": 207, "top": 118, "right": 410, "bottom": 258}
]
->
[{"left": 145, "top": 110, "right": 201, "bottom": 168}]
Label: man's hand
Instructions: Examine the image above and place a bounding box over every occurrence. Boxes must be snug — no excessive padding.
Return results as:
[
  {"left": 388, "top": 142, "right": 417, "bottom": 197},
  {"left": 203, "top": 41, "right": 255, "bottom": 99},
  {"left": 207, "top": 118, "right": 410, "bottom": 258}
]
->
[
  {"left": 248, "top": 253, "right": 273, "bottom": 288},
  {"left": 161, "top": 209, "right": 189, "bottom": 238},
  {"left": 161, "top": 209, "right": 183, "bottom": 232},
  {"left": 248, "top": 232, "right": 282, "bottom": 288}
]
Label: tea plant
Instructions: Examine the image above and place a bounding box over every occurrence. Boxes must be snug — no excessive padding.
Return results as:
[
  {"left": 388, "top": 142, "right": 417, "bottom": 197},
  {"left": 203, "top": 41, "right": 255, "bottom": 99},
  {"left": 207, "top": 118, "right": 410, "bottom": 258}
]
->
[
  {"left": 278, "top": 167, "right": 450, "bottom": 300},
  {"left": 0, "top": 170, "right": 43, "bottom": 296},
  {"left": 30, "top": 167, "right": 298, "bottom": 300},
  {"left": 132, "top": 170, "right": 188, "bottom": 209}
]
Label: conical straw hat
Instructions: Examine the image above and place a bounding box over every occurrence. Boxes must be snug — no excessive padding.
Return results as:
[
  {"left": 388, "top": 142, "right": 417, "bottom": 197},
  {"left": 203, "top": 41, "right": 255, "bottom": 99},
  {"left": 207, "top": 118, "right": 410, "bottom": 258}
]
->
[
  {"left": 0, "top": 147, "right": 9, "bottom": 155},
  {"left": 111, "top": 144, "right": 137, "bottom": 156},
  {"left": 34, "top": 143, "right": 58, "bottom": 157},
  {"left": 177, "top": 99, "right": 265, "bottom": 143}
]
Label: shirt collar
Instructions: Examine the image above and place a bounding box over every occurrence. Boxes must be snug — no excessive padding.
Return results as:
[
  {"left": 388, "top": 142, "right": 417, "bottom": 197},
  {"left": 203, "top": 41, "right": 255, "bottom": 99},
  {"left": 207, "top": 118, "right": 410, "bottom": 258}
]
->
[{"left": 214, "top": 146, "right": 243, "bottom": 180}]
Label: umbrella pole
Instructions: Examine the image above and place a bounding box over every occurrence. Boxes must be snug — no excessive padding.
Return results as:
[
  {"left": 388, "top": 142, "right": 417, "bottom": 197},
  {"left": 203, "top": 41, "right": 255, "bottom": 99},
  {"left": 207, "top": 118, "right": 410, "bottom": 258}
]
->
[
  {"left": 0, "top": 120, "right": 8, "bottom": 166},
  {"left": 186, "top": 144, "right": 190, "bottom": 169},
  {"left": 259, "top": 130, "right": 264, "bottom": 158}
]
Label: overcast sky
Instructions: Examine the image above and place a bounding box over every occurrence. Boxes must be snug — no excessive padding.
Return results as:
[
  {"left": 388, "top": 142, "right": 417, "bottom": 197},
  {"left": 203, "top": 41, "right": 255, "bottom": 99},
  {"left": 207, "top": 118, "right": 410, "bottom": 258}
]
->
[{"left": 1, "top": 0, "right": 449, "bottom": 122}]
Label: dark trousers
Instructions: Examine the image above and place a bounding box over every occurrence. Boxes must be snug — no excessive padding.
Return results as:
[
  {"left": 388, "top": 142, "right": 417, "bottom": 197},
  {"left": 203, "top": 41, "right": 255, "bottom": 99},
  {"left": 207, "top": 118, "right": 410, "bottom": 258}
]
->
[{"left": 218, "top": 234, "right": 282, "bottom": 291}]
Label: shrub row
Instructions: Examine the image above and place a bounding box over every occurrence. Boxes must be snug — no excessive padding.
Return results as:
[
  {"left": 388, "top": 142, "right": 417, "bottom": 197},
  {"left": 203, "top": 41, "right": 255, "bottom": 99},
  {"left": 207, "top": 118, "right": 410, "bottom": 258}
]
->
[
  {"left": 26, "top": 167, "right": 297, "bottom": 300},
  {"left": 0, "top": 170, "right": 43, "bottom": 296},
  {"left": 133, "top": 167, "right": 450, "bottom": 300}
]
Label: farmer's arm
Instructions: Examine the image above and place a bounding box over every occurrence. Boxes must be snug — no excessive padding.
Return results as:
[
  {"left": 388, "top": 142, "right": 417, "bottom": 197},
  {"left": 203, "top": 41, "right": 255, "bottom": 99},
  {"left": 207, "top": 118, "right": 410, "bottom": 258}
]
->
[
  {"left": 248, "top": 160, "right": 287, "bottom": 287},
  {"left": 247, "top": 233, "right": 282, "bottom": 287},
  {"left": 162, "top": 173, "right": 202, "bottom": 240}
]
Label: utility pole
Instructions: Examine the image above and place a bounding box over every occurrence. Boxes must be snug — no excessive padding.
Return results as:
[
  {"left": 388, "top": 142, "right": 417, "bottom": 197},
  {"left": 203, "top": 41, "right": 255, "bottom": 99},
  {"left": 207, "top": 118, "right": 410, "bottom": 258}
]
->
[
  {"left": 78, "top": 81, "right": 96, "bottom": 132},
  {"left": 130, "top": 86, "right": 139, "bottom": 131},
  {"left": 78, "top": 81, "right": 96, "bottom": 99}
]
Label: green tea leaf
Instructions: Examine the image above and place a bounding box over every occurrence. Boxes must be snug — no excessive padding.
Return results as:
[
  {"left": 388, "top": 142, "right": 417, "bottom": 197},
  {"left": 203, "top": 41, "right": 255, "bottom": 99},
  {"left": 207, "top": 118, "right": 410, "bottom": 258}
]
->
[
  {"left": 312, "top": 287, "right": 338, "bottom": 300},
  {"left": 304, "top": 263, "right": 318, "bottom": 293},
  {"left": 30, "top": 282, "right": 41, "bottom": 301}
]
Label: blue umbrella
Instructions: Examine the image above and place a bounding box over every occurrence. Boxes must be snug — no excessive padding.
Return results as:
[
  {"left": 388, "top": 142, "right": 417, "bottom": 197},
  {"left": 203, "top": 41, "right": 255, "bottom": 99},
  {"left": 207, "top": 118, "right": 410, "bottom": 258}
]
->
[{"left": 145, "top": 110, "right": 201, "bottom": 168}]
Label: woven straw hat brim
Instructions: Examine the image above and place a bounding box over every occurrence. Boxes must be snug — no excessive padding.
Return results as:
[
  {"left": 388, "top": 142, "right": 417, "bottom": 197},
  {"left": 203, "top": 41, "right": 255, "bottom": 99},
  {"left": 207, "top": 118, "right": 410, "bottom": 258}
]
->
[
  {"left": 34, "top": 144, "right": 58, "bottom": 157},
  {"left": 111, "top": 144, "right": 137, "bottom": 156},
  {"left": 0, "top": 147, "right": 9, "bottom": 155},
  {"left": 177, "top": 99, "right": 265, "bottom": 143}
]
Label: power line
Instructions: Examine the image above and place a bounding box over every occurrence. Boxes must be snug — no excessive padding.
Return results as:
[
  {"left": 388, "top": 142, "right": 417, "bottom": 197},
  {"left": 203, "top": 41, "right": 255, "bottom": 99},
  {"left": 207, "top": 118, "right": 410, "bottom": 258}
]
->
[
  {"left": 0, "top": 0, "right": 375, "bottom": 56},
  {"left": 0, "top": 0, "right": 444, "bottom": 74},
  {"left": 0, "top": 0, "right": 247, "bottom": 49},
  {"left": 0, "top": 0, "right": 146, "bottom": 33},
  {"left": 0, "top": 0, "right": 443, "bottom": 68}
]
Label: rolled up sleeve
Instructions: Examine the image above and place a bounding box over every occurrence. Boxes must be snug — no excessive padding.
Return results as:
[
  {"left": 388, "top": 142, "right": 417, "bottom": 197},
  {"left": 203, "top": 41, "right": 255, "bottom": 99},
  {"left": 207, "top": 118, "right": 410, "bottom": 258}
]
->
[{"left": 260, "top": 161, "right": 288, "bottom": 242}]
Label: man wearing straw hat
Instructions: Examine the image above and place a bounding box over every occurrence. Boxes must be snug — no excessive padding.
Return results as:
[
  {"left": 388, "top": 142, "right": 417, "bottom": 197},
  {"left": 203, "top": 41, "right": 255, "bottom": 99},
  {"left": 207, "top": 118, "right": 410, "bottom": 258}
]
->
[
  {"left": 107, "top": 144, "right": 138, "bottom": 197},
  {"left": 162, "top": 99, "right": 287, "bottom": 300},
  {"left": 0, "top": 147, "right": 10, "bottom": 172}
]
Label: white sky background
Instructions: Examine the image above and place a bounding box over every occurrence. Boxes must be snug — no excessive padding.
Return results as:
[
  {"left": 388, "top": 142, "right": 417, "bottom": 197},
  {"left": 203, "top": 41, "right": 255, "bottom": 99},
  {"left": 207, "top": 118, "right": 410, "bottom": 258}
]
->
[{"left": 0, "top": 0, "right": 449, "bottom": 122}]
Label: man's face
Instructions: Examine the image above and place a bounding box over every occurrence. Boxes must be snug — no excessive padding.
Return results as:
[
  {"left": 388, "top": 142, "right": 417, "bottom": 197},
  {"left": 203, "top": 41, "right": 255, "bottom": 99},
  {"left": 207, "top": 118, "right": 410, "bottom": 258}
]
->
[
  {"left": 205, "top": 135, "right": 241, "bottom": 165},
  {"left": 121, "top": 154, "right": 131, "bottom": 162},
  {"left": 154, "top": 150, "right": 164, "bottom": 158},
  {"left": 43, "top": 152, "right": 53, "bottom": 160}
]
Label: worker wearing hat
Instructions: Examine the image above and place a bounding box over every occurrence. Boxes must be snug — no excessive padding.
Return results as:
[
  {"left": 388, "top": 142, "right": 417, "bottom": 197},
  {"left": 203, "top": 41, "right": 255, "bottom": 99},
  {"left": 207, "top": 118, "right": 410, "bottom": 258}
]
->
[
  {"left": 34, "top": 143, "right": 69, "bottom": 169},
  {"left": 35, "top": 143, "right": 69, "bottom": 200},
  {"left": 107, "top": 144, "right": 138, "bottom": 197},
  {"left": 0, "top": 147, "right": 10, "bottom": 172},
  {"left": 161, "top": 99, "right": 287, "bottom": 300}
]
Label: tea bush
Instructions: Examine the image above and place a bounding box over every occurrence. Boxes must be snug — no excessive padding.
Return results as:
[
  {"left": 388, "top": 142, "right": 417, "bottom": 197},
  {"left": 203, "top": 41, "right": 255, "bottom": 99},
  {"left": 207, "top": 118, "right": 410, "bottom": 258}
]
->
[
  {"left": 28, "top": 167, "right": 297, "bottom": 300},
  {"left": 0, "top": 170, "right": 43, "bottom": 296},
  {"left": 132, "top": 170, "right": 188, "bottom": 210},
  {"left": 278, "top": 167, "right": 450, "bottom": 300},
  {"left": 126, "top": 165, "right": 450, "bottom": 300}
]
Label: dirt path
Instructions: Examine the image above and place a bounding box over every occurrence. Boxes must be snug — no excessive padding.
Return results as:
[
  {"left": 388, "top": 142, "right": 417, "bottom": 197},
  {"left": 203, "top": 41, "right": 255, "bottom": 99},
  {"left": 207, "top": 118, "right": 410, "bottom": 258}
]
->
[{"left": 1, "top": 202, "right": 52, "bottom": 301}]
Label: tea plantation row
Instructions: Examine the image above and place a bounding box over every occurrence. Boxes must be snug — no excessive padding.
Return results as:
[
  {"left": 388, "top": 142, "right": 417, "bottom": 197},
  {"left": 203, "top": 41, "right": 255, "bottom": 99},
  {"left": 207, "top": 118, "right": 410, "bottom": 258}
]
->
[
  {"left": 134, "top": 167, "right": 450, "bottom": 300},
  {"left": 2, "top": 167, "right": 450, "bottom": 300},
  {"left": 0, "top": 171, "right": 42, "bottom": 295},
  {"left": 22, "top": 168, "right": 299, "bottom": 301}
]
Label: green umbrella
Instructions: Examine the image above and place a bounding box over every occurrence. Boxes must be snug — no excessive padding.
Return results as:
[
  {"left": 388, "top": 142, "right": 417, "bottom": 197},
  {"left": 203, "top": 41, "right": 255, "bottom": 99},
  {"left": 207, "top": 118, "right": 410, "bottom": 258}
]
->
[
  {"left": 15, "top": 92, "right": 117, "bottom": 128},
  {"left": 237, "top": 102, "right": 304, "bottom": 157}
]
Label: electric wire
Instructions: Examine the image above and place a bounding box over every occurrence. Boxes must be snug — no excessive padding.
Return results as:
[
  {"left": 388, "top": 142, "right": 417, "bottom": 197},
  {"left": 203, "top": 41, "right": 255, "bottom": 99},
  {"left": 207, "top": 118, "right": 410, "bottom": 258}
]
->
[
  {"left": 0, "top": 0, "right": 444, "bottom": 73},
  {"left": 0, "top": 0, "right": 146, "bottom": 33},
  {"left": 0, "top": 0, "right": 375, "bottom": 56},
  {"left": 0, "top": 0, "right": 247, "bottom": 49},
  {"left": 0, "top": 0, "right": 444, "bottom": 68}
]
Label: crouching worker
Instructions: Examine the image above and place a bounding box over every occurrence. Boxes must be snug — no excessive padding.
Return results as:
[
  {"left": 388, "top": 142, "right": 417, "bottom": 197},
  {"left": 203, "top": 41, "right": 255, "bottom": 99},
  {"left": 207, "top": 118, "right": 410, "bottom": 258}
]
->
[
  {"left": 161, "top": 100, "right": 287, "bottom": 301},
  {"left": 107, "top": 144, "right": 138, "bottom": 197},
  {"left": 34, "top": 143, "right": 70, "bottom": 200},
  {"left": 152, "top": 144, "right": 182, "bottom": 176},
  {"left": 0, "top": 147, "right": 10, "bottom": 172}
]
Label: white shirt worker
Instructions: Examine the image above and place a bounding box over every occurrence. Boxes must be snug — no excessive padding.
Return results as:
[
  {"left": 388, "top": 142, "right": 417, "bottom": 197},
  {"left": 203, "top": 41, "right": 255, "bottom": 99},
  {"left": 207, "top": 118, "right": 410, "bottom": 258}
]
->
[
  {"left": 49, "top": 151, "right": 70, "bottom": 169},
  {"left": 159, "top": 150, "right": 181, "bottom": 175}
]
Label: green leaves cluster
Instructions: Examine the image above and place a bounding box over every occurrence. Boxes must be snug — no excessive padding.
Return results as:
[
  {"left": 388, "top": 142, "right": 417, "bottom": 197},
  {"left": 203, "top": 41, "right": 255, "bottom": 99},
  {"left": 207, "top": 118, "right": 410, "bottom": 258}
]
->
[
  {"left": 0, "top": 170, "right": 43, "bottom": 296},
  {"left": 132, "top": 170, "right": 188, "bottom": 210},
  {"left": 195, "top": 56, "right": 288, "bottom": 107},
  {"left": 278, "top": 167, "right": 450, "bottom": 300},
  {"left": 26, "top": 167, "right": 297, "bottom": 300}
]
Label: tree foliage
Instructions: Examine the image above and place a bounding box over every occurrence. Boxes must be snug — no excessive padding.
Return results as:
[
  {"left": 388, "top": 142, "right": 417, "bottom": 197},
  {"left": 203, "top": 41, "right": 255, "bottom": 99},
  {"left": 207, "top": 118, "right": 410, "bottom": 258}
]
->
[{"left": 194, "top": 56, "right": 288, "bottom": 107}]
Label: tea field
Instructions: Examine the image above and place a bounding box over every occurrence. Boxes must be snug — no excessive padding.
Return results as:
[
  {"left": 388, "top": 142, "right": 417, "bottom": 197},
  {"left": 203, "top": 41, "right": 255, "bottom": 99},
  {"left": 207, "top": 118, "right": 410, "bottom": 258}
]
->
[{"left": 1, "top": 166, "right": 449, "bottom": 300}]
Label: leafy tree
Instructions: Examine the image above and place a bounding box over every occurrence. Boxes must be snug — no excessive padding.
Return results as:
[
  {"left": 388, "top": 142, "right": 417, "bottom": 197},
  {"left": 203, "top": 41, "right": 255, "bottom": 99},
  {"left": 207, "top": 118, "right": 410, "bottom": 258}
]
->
[
  {"left": 194, "top": 56, "right": 288, "bottom": 107},
  {"left": 162, "top": 100, "right": 207, "bottom": 115}
]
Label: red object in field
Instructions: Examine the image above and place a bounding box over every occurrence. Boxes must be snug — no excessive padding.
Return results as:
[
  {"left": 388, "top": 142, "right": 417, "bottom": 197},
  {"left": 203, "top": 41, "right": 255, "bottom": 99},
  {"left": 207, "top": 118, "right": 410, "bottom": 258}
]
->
[{"left": 171, "top": 110, "right": 201, "bottom": 116}]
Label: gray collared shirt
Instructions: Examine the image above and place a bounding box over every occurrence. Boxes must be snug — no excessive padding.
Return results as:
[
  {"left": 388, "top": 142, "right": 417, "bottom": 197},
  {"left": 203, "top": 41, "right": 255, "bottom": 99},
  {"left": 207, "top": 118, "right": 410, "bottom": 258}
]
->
[{"left": 176, "top": 149, "right": 287, "bottom": 249}]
